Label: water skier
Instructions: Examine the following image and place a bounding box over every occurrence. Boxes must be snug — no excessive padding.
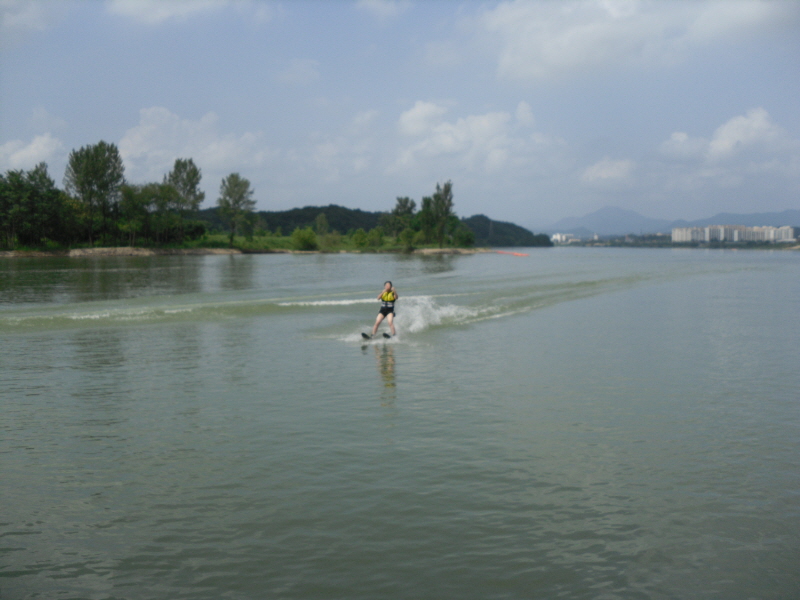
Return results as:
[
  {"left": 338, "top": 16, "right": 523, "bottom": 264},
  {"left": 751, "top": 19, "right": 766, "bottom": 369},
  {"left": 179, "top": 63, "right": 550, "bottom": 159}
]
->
[{"left": 369, "top": 281, "right": 398, "bottom": 338}]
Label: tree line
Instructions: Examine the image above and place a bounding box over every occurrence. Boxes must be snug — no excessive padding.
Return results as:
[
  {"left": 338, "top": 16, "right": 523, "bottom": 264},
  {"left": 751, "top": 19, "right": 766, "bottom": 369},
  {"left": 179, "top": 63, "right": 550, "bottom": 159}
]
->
[
  {"left": 0, "top": 140, "right": 256, "bottom": 250},
  {"left": 375, "top": 181, "right": 476, "bottom": 249},
  {"left": 2, "top": 138, "right": 546, "bottom": 251},
  {"left": 196, "top": 180, "right": 477, "bottom": 251}
]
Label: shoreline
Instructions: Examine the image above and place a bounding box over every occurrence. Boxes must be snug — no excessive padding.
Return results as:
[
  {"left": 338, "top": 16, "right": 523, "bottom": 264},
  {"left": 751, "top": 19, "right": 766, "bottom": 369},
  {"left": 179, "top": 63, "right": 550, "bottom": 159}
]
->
[
  {"left": 2, "top": 245, "right": 796, "bottom": 258},
  {"left": 0, "top": 246, "right": 494, "bottom": 259}
]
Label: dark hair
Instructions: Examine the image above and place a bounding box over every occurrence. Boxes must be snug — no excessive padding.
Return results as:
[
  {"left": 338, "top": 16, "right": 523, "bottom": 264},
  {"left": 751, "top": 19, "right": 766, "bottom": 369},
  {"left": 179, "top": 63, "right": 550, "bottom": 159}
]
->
[{"left": 384, "top": 281, "right": 392, "bottom": 287}]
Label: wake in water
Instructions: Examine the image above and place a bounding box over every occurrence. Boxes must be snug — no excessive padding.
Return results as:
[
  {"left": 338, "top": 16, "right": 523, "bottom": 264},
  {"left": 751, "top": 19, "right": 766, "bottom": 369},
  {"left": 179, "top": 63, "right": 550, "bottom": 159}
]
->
[
  {"left": 0, "top": 274, "right": 648, "bottom": 335},
  {"left": 335, "top": 295, "right": 485, "bottom": 342}
]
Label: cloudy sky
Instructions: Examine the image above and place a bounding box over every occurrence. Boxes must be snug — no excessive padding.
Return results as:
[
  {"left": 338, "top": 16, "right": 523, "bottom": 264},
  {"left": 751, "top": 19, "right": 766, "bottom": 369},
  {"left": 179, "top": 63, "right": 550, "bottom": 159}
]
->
[{"left": 2, "top": 0, "right": 799, "bottom": 228}]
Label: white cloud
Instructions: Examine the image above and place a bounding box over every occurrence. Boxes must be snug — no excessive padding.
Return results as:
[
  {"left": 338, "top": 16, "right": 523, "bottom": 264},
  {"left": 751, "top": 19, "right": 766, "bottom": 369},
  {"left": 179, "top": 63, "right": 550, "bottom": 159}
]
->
[
  {"left": 660, "top": 108, "right": 797, "bottom": 166},
  {"left": 119, "top": 107, "right": 276, "bottom": 184},
  {"left": 581, "top": 157, "right": 634, "bottom": 183},
  {"left": 1, "top": 0, "right": 68, "bottom": 46},
  {"left": 481, "top": 0, "right": 798, "bottom": 81},
  {"left": 277, "top": 58, "right": 321, "bottom": 85},
  {"left": 398, "top": 112, "right": 513, "bottom": 168},
  {"left": 392, "top": 100, "right": 571, "bottom": 178},
  {"left": 106, "top": 0, "right": 227, "bottom": 25},
  {"left": 659, "top": 131, "right": 708, "bottom": 161},
  {"left": 356, "top": 0, "right": 410, "bottom": 20},
  {"left": 654, "top": 108, "right": 800, "bottom": 196},
  {"left": 398, "top": 101, "right": 449, "bottom": 136},
  {"left": 0, "top": 133, "right": 64, "bottom": 171},
  {"left": 706, "top": 107, "right": 788, "bottom": 162}
]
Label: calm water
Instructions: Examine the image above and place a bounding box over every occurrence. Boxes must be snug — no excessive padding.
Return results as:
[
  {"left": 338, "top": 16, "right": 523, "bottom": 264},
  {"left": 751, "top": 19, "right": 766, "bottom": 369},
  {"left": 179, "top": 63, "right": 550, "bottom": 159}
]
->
[{"left": 1, "top": 248, "right": 798, "bottom": 599}]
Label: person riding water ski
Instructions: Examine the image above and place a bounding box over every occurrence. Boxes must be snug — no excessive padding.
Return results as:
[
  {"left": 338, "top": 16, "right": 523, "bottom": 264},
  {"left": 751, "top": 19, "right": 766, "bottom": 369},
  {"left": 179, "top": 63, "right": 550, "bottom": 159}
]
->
[{"left": 371, "top": 281, "right": 398, "bottom": 337}]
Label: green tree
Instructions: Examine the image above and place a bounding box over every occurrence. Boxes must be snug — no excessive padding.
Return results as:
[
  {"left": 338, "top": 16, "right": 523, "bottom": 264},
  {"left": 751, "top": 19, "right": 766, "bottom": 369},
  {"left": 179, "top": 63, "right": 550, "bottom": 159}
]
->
[
  {"left": 217, "top": 173, "right": 256, "bottom": 246},
  {"left": 431, "top": 180, "right": 454, "bottom": 248},
  {"left": 291, "top": 226, "right": 318, "bottom": 250},
  {"left": 0, "top": 163, "right": 66, "bottom": 248},
  {"left": 319, "top": 230, "right": 341, "bottom": 251},
  {"left": 366, "top": 226, "right": 384, "bottom": 247},
  {"left": 453, "top": 223, "right": 475, "bottom": 247},
  {"left": 378, "top": 212, "right": 400, "bottom": 237},
  {"left": 393, "top": 196, "right": 416, "bottom": 218},
  {"left": 63, "top": 141, "right": 125, "bottom": 245},
  {"left": 154, "top": 183, "right": 181, "bottom": 243},
  {"left": 119, "top": 184, "right": 153, "bottom": 246},
  {"left": 415, "top": 196, "right": 436, "bottom": 244},
  {"left": 241, "top": 211, "right": 257, "bottom": 241},
  {"left": 314, "top": 212, "right": 329, "bottom": 236},
  {"left": 381, "top": 196, "right": 417, "bottom": 237},
  {"left": 165, "top": 158, "right": 205, "bottom": 240},
  {"left": 398, "top": 227, "right": 415, "bottom": 252},
  {"left": 351, "top": 227, "right": 368, "bottom": 248}
]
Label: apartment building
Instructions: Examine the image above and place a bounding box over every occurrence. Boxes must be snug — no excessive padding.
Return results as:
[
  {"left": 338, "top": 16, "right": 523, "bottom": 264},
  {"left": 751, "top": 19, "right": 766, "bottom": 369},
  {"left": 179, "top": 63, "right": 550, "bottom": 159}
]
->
[{"left": 672, "top": 225, "right": 797, "bottom": 243}]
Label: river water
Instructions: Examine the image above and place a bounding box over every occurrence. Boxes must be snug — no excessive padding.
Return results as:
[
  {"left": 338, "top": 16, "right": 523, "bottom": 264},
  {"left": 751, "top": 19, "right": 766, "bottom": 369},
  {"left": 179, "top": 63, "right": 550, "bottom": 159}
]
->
[{"left": 1, "top": 248, "right": 798, "bottom": 599}]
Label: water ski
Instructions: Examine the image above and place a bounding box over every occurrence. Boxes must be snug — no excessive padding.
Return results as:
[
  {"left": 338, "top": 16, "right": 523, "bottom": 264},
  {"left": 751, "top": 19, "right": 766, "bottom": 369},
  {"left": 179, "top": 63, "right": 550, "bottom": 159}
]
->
[{"left": 361, "top": 332, "right": 392, "bottom": 341}]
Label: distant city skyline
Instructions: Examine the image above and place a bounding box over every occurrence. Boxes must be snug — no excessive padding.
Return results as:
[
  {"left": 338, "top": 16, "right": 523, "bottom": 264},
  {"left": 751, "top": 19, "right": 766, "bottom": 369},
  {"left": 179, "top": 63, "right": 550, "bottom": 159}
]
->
[
  {"left": 672, "top": 224, "right": 797, "bottom": 243},
  {"left": 2, "top": 0, "right": 799, "bottom": 228}
]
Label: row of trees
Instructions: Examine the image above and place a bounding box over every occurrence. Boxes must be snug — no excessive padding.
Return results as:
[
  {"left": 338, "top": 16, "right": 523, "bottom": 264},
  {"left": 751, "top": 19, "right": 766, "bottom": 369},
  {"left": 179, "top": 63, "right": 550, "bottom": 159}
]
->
[
  {"left": 0, "top": 140, "right": 255, "bottom": 249},
  {"left": 284, "top": 181, "right": 474, "bottom": 251},
  {"left": 378, "top": 181, "right": 474, "bottom": 248},
  {"left": 2, "top": 139, "right": 473, "bottom": 251}
]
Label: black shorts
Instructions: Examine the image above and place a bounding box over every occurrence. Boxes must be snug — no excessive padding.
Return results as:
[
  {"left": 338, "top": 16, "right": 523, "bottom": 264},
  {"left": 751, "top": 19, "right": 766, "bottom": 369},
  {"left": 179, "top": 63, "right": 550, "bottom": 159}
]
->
[{"left": 379, "top": 306, "right": 395, "bottom": 317}]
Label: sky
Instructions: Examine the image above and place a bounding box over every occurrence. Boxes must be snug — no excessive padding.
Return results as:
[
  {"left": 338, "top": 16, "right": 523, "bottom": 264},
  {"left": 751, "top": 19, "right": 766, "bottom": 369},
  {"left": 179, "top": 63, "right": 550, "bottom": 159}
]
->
[{"left": 1, "top": 0, "right": 799, "bottom": 229}]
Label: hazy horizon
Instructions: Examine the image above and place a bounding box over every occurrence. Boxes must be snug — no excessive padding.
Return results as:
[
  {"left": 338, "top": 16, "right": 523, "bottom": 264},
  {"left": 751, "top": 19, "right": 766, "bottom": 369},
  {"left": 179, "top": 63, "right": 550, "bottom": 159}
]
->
[{"left": 2, "top": 0, "right": 799, "bottom": 225}]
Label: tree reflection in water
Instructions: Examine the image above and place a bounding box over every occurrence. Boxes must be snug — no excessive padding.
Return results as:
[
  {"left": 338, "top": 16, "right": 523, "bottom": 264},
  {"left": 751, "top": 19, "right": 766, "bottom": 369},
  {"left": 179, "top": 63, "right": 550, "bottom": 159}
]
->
[{"left": 375, "top": 344, "right": 396, "bottom": 406}]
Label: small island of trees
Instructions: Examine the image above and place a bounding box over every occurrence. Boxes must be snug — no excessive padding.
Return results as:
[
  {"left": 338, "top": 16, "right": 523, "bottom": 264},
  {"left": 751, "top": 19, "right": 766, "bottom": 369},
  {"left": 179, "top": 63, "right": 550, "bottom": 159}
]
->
[{"left": 1, "top": 140, "right": 551, "bottom": 253}]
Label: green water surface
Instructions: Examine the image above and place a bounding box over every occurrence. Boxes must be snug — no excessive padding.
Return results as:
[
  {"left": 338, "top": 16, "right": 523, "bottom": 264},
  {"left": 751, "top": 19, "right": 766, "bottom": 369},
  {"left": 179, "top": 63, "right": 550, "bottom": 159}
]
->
[{"left": 1, "top": 248, "right": 798, "bottom": 599}]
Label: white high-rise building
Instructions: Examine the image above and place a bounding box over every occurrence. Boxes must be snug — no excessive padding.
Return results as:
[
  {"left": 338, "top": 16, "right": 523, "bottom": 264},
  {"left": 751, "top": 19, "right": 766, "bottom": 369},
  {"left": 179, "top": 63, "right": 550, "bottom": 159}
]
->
[{"left": 672, "top": 225, "right": 797, "bottom": 244}]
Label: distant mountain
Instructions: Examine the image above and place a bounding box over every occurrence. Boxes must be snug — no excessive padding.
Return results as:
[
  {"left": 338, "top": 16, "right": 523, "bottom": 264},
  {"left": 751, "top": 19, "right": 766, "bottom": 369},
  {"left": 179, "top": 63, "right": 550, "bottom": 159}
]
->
[
  {"left": 546, "top": 207, "right": 800, "bottom": 237},
  {"left": 547, "top": 207, "right": 672, "bottom": 236},
  {"left": 461, "top": 215, "right": 552, "bottom": 247}
]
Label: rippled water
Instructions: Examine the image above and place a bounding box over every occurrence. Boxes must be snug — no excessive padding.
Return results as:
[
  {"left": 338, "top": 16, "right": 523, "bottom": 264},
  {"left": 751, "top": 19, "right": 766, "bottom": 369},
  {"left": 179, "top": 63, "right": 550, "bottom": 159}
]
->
[{"left": 1, "top": 249, "right": 798, "bottom": 599}]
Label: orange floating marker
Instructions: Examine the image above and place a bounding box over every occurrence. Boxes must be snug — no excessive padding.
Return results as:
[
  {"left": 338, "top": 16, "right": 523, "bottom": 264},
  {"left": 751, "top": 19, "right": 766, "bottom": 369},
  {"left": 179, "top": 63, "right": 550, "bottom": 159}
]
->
[{"left": 496, "top": 250, "right": 529, "bottom": 257}]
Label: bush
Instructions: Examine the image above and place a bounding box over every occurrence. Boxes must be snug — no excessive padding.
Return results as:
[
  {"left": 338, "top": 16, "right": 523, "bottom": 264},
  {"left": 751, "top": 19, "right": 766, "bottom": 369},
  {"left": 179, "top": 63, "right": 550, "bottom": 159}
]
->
[
  {"left": 399, "top": 227, "right": 415, "bottom": 251},
  {"left": 291, "top": 226, "right": 318, "bottom": 250},
  {"left": 319, "top": 231, "right": 342, "bottom": 251},
  {"left": 453, "top": 225, "right": 475, "bottom": 247},
  {"left": 366, "top": 226, "right": 384, "bottom": 247},
  {"left": 184, "top": 221, "right": 207, "bottom": 241},
  {"left": 351, "top": 228, "right": 368, "bottom": 248}
]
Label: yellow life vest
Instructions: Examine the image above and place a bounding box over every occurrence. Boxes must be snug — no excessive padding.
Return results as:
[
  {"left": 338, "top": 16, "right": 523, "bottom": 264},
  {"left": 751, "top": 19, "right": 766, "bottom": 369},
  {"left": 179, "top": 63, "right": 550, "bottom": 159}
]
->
[{"left": 380, "top": 291, "right": 397, "bottom": 308}]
